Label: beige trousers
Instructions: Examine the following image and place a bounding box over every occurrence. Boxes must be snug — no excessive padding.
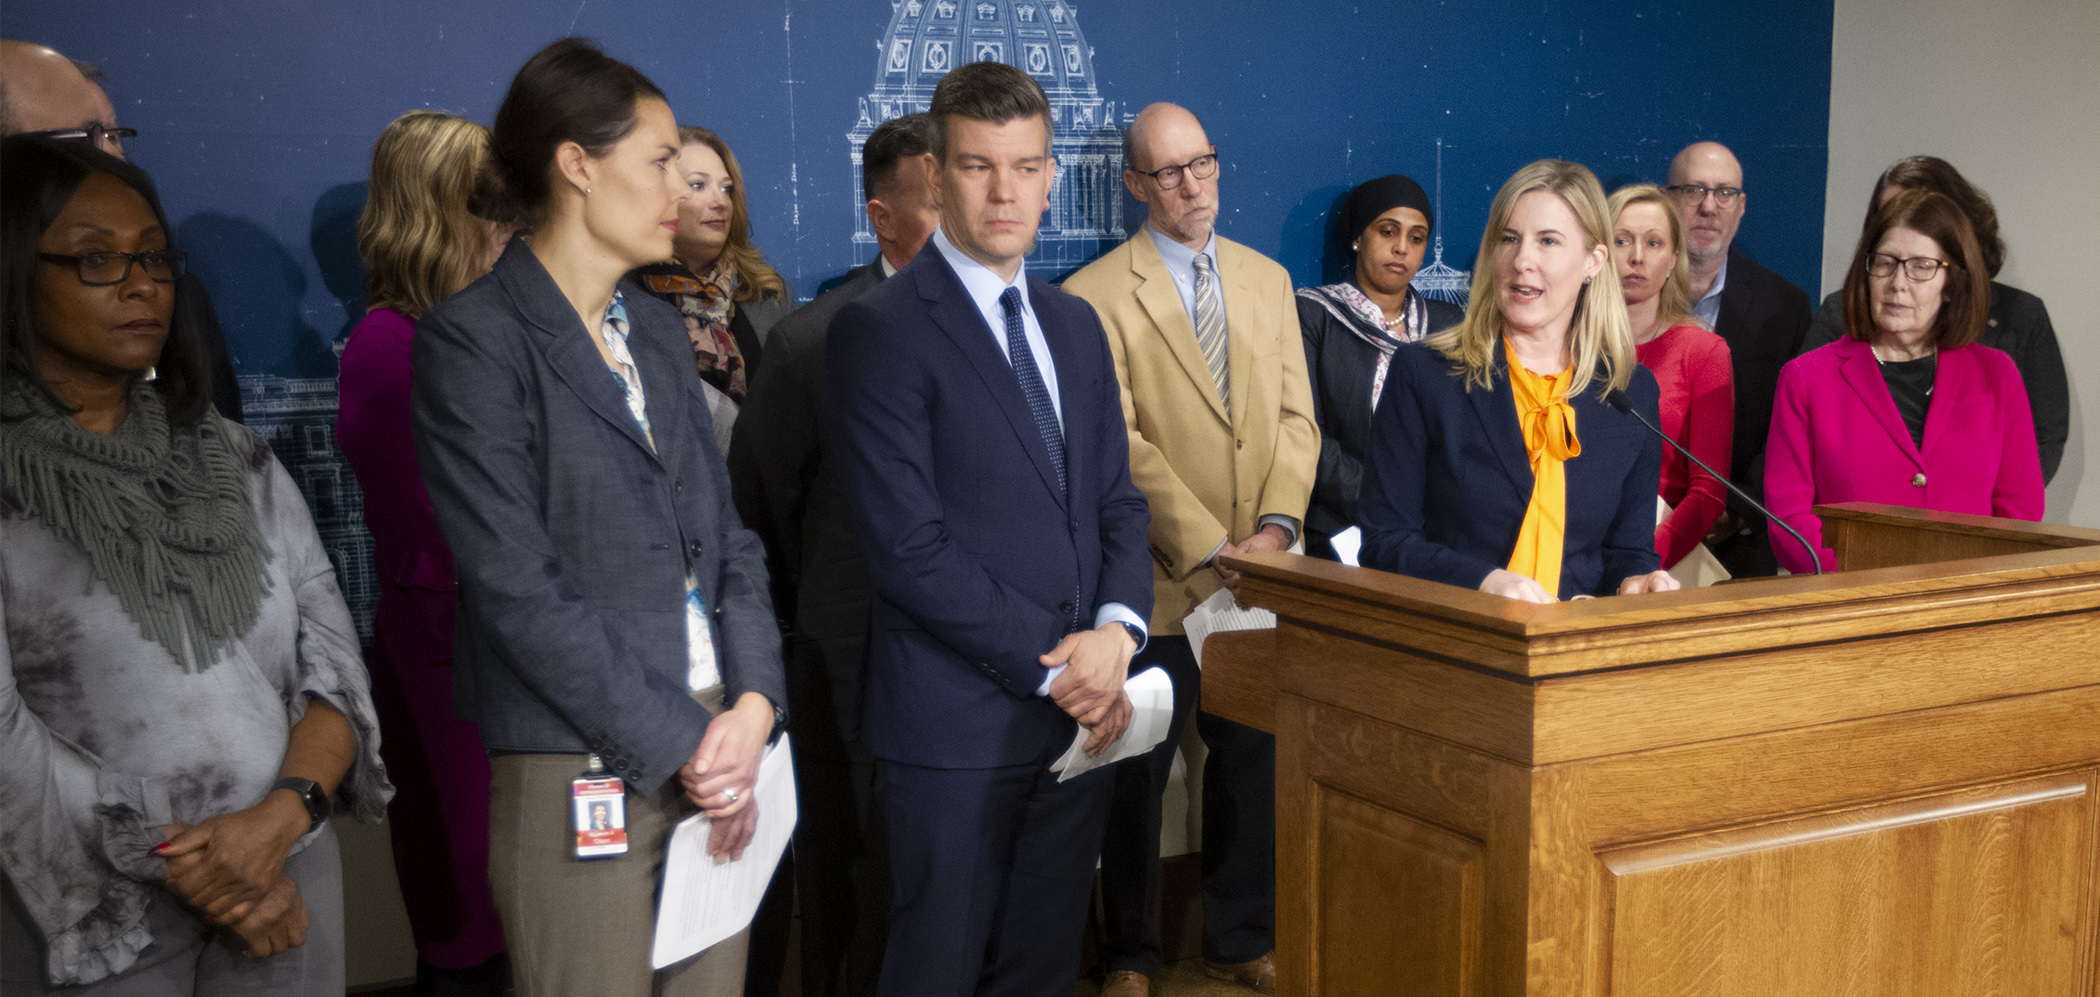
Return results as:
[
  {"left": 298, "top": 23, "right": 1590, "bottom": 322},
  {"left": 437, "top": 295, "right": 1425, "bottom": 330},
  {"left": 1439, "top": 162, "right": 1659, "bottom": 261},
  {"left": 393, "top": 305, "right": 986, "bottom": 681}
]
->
[{"left": 489, "top": 754, "right": 748, "bottom": 997}]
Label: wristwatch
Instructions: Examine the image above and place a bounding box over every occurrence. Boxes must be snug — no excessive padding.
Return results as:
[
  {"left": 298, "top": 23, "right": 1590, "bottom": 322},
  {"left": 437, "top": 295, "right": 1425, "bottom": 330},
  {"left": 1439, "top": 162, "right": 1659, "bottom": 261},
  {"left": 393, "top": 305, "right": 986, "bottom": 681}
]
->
[
  {"left": 271, "top": 777, "right": 332, "bottom": 835},
  {"left": 1115, "top": 621, "right": 1147, "bottom": 653}
]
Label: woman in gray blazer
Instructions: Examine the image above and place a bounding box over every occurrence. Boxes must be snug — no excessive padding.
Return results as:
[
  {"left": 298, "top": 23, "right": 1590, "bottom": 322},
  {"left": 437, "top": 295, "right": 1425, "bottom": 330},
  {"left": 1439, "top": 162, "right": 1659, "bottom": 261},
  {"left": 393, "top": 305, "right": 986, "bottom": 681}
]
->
[{"left": 409, "top": 38, "right": 785, "bottom": 997}]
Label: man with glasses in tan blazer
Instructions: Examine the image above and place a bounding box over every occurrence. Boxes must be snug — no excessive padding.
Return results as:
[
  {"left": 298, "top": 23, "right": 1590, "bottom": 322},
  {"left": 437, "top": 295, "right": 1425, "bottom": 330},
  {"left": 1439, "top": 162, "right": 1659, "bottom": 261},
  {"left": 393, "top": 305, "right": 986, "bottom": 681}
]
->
[{"left": 1063, "top": 102, "right": 1317, "bottom": 997}]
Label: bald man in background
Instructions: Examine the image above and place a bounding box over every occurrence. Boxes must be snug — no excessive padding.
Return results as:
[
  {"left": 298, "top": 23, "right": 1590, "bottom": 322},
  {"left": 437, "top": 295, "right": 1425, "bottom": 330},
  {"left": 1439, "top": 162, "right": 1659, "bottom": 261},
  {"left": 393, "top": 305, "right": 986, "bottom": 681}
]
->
[
  {"left": 1666, "top": 140, "right": 1808, "bottom": 577},
  {"left": 1064, "top": 102, "right": 1317, "bottom": 996},
  {"left": 1, "top": 39, "right": 243, "bottom": 423}
]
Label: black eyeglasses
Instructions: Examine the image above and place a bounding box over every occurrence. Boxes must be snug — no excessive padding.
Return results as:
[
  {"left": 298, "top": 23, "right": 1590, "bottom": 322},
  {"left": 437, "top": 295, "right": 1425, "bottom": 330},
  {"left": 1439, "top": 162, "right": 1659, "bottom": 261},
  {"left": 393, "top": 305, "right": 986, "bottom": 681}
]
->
[
  {"left": 1866, "top": 253, "right": 1953, "bottom": 282},
  {"left": 1132, "top": 151, "right": 1219, "bottom": 190},
  {"left": 38, "top": 250, "right": 187, "bottom": 286},
  {"left": 22, "top": 122, "right": 137, "bottom": 153},
  {"left": 1666, "top": 183, "right": 1744, "bottom": 205}
]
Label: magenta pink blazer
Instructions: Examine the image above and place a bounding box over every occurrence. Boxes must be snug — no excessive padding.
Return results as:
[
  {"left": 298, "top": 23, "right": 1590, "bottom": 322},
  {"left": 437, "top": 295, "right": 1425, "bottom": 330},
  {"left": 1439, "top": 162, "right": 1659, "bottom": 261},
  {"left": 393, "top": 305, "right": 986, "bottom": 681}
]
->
[{"left": 1765, "top": 335, "right": 2044, "bottom": 573}]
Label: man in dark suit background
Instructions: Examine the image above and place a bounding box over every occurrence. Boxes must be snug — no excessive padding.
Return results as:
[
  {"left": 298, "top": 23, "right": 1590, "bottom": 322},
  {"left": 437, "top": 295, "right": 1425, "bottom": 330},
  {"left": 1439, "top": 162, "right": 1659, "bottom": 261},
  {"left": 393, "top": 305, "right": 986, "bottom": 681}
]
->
[
  {"left": 727, "top": 112, "right": 939, "bottom": 997},
  {"left": 826, "top": 61, "right": 1153, "bottom": 997},
  {"left": 1667, "top": 141, "right": 1811, "bottom": 577}
]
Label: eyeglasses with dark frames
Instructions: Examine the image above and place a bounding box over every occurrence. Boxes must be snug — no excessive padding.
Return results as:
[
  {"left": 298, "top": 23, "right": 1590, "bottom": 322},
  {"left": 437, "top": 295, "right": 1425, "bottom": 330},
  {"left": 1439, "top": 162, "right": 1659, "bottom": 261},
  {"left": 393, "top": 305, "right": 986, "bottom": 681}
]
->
[
  {"left": 1865, "top": 253, "right": 1954, "bottom": 282},
  {"left": 21, "top": 122, "right": 138, "bottom": 152},
  {"left": 38, "top": 250, "right": 187, "bottom": 286},
  {"left": 1132, "top": 150, "right": 1219, "bottom": 191},
  {"left": 1666, "top": 183, "right": 1744, "bottom": 205}
]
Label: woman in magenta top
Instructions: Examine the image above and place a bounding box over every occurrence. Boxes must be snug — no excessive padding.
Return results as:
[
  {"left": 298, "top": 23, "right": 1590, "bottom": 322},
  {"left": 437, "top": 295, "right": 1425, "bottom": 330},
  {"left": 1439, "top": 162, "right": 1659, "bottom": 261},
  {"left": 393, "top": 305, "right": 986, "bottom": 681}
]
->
[
  {"left": 336, "top": 110, "right": 515, "bottom": 994},
  {"left": 1609, "top": 184, "right": 1733, "bottom": 570},
  {"left": 1765, "top": 189, "right": 2043, "bottom": 574}
]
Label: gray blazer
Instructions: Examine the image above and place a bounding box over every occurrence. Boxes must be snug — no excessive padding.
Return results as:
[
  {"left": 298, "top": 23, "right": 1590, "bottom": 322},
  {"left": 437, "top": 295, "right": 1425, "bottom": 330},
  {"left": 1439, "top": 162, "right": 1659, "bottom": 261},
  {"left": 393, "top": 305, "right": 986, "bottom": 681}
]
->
[{"left": 412, "top": 240, "right": 786, "bottom": 793}]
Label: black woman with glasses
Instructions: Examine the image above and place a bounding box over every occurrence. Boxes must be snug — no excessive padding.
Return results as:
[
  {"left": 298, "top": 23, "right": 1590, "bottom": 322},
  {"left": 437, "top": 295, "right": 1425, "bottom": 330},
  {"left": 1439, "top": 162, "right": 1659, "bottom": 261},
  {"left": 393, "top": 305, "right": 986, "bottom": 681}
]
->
[
  {"left": 0, "top": 39, "right": 245, "bottom": 423},
  {"left": 0, "top": 134, "right": 391, "bottom": 994},
  {"left": 1764, "top": 188, "right": 2044, "bottom": 574}
]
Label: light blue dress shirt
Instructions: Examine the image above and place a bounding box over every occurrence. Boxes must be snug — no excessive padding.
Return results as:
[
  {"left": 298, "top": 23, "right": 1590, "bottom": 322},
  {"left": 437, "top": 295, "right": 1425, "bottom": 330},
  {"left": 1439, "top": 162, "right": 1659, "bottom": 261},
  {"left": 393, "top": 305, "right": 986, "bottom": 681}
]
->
[
  {"left": 929, "top": 227, "right": 1148, "bottom": 694},
  {"left": 1691, "top": 256, "right": 1729, "bottom": 329},
  {"left": 1145, "top": 224, "right": 1225, "bottom": 338}
]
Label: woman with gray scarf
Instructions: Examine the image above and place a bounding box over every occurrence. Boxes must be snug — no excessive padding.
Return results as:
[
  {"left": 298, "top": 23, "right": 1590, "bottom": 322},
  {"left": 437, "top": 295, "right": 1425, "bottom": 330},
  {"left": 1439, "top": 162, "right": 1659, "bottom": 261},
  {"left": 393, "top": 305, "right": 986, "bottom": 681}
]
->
[
  {"left": 1296, "top": 174, "right": 1466, "bottom": 561},
  {"left": 0, "top": 135, "right": 389, "bottom": 993}
]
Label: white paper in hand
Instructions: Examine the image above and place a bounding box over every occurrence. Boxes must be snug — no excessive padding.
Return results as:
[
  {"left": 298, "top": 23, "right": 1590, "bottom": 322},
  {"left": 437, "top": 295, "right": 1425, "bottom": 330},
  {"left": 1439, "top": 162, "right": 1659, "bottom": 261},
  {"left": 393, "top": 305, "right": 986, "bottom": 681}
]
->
[
  {"left": 651, "top": 734, "right": 799, "bottom": 969},
  {"left": 1049, "top": 666, "right": 1174, "bottom": 783},
  {"left": 1181, "top": 587, "right": 1278, "bottom": 668},
  {"left": 1327, "top": 526, "right": 1363, "bottom": 567}
]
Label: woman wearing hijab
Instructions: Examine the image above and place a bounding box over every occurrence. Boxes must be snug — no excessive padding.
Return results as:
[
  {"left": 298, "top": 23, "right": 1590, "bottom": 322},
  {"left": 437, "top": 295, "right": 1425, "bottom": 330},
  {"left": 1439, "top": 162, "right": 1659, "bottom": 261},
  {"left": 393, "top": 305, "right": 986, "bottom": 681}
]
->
[
  {"left": 1296, "top": 175, "right": 1465, "bottom": 560},
  {"left": 0, "top": 134, "right": 388, "bottom": 993}
]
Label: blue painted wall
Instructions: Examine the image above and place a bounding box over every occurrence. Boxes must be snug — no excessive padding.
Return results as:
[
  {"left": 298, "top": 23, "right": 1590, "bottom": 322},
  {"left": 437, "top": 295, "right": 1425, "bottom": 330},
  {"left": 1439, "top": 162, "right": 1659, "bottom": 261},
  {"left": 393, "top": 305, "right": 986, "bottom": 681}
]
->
[{"left": 7, "top": 0, "right": 1833, "bottom": 379}]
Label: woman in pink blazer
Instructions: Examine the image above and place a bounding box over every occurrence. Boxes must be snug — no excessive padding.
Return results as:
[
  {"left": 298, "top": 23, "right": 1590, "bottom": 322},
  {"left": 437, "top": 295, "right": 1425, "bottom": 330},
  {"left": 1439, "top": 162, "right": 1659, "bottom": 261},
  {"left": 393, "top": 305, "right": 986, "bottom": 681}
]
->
[{"left": 1765, "top": 189, "right": 2043, "bottom": 573}]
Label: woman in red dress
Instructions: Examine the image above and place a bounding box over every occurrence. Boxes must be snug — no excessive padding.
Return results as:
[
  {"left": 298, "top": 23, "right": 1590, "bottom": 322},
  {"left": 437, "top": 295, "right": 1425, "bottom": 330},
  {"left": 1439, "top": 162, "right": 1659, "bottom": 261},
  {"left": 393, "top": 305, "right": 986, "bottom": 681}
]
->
[{"left": 1609, "top": 183, "right": 1734, "bottom": 575}]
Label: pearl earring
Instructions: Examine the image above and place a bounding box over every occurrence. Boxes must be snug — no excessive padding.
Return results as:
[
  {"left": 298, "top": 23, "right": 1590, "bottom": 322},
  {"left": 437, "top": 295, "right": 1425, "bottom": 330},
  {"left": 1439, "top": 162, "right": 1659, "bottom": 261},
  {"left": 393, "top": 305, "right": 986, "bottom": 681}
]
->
[{"left": 585, "top": 187, "right": 592, "bottom": 195}]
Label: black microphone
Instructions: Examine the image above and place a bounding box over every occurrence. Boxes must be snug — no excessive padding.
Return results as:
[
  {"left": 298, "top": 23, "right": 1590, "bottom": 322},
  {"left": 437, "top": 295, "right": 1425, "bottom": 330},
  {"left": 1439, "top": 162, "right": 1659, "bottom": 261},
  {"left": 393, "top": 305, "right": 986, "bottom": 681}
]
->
[{"left": 1602, "top": 388, "right": 1823, "bottom": 576}]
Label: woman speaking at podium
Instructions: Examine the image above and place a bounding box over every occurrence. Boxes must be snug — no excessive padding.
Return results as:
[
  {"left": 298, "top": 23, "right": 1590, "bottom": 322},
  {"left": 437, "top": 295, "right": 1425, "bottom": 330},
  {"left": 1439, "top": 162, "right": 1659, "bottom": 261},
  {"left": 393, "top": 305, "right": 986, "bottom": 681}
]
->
[{"left": 1358, "top": 160, "right": 1679, "bottom": 604}]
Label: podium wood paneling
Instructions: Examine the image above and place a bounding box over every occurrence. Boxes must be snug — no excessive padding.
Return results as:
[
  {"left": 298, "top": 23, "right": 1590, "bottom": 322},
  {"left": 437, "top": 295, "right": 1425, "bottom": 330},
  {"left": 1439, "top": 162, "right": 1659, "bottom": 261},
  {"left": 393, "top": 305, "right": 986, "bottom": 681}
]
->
[{"left": 1216, "top": 504, "right": 2100, "bottom": 996}]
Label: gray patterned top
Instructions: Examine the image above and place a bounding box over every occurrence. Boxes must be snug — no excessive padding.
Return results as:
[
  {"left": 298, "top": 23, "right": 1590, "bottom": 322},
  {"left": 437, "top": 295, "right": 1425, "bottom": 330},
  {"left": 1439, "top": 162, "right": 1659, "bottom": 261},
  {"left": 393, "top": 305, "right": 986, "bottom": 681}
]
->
[{"left": 0, "top": 421, "right": 391, "bottom": 986}]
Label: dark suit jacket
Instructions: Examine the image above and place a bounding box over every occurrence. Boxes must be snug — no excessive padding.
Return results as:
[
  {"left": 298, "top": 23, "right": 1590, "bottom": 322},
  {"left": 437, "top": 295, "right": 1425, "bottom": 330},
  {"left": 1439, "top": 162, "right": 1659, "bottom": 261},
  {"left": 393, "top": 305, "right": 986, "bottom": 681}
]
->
[
  {"left": 826, "top": 244, "right": 1152, "bottom": 769},
  {"left": 728, "top": 262, "right": 885, "bottom": 739},
  {"left": 412, "top": 240, "right": 786, "bottom": 793},
  {"left": 1295, "top": 290, "right": 1465, "bottom": 540},
  {"left": 1359, "top": 343, "right": 1663, "bottom": 599},
  {"left": 1712, "top": 251, "right": 1812, "bottom": 518},
  {"left": 1802, "top": 281, "right": 2068, "bottom": 484}
]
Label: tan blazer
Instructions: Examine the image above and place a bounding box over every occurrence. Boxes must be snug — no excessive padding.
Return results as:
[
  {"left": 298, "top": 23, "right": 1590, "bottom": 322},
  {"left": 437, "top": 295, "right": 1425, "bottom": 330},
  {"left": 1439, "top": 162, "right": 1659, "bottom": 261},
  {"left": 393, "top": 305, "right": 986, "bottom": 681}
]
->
[{"left": 1063, "top": 231, "right": 1319, "bottom": 632}]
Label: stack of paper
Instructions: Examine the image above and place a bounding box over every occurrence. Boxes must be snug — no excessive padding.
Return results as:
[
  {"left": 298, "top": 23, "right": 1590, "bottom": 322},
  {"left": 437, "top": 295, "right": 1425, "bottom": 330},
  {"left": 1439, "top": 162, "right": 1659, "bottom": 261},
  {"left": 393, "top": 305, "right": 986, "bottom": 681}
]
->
[
  {"left": 1182, "top": 586, "right": 1278, "bottom": 668},
  {"left": 651, "top": 735, "right": 799, "bottom": 969},
  {"left": 1049, "top": 666, "right": 1174, "bottom": 783}
]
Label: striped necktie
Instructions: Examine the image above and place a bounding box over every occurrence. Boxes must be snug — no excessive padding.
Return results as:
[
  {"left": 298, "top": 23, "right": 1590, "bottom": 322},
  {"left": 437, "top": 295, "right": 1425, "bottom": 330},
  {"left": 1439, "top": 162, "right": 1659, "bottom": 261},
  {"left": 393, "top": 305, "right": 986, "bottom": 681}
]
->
[{"left": 1191, "top": 252, "right": 1230, "bottom": 408}]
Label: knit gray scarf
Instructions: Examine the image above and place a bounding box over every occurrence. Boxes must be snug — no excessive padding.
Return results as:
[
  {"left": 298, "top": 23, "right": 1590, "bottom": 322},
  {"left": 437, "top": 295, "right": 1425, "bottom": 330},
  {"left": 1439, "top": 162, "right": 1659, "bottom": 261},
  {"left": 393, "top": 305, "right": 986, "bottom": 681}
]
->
[{"left": 0, "top": 380, "right": 270, "bottom": 670}]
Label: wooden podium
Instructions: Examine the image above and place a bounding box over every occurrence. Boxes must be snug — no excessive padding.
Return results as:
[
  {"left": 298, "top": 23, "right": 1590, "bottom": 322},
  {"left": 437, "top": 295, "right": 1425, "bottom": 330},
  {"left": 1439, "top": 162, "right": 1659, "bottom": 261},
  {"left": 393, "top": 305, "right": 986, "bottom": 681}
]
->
[{"left": 1210, "top": 504, "right": 2100, "bottom": 995}]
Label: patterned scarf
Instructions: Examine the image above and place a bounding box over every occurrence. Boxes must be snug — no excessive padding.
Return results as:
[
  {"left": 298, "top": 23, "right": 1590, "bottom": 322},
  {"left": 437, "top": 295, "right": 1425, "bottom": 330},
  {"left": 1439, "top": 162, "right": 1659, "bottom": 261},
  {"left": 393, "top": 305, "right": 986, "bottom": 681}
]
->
[
  {"left": 1295, "top": 281, "right": 1428, "bottom": 410},
  {"left": 1502, "top": 338, "right": 1581, "bottom": 598},
  {"left": 637, "top": 263, "right": 747, "bottom": 401},
  {"left": 0, "top": 380, "right": 270, "bottom": 670}
]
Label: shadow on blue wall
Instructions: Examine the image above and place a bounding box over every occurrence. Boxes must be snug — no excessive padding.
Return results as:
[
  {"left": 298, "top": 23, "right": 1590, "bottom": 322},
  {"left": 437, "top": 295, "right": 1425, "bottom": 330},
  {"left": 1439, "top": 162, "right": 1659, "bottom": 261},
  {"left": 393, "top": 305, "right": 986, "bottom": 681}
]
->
[
  {"left": 312, "top": 182, "right": 369, "bottom": 346},
  {"left": 179, "top": 212, "right": 335, "bottom": 378}
]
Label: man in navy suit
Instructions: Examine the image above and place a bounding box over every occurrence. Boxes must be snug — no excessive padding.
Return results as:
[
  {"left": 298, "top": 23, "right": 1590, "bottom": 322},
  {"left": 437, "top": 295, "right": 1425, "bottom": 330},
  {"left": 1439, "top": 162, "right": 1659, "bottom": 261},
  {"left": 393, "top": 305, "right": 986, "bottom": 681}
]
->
[{"left": 826, "top": 61, "right": 1153, "bottom": 997}]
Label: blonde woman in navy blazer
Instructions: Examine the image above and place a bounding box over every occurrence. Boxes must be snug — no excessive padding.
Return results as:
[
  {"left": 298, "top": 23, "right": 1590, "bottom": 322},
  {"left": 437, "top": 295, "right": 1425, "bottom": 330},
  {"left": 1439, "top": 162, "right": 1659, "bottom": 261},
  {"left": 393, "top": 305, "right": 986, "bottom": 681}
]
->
[
  {"left": 1765, "top": 189, "right": 2043, "bottom": 574},
  {"left": 1360, "top": 160, "right": 1678, "bottom": 603}
]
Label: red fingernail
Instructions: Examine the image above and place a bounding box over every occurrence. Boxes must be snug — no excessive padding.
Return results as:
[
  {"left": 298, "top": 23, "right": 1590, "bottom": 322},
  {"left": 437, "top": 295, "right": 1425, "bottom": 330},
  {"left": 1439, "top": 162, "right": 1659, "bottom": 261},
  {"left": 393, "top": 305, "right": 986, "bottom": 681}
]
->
[{"left": 155, "top": 843, "right": 171, "bottom": 852}]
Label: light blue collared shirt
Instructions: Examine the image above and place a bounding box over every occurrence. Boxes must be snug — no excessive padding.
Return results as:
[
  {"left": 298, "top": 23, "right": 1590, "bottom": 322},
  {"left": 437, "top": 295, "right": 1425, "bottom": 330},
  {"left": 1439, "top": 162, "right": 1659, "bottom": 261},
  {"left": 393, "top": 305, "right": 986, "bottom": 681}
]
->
[
  {"left": 933, "top": 227, "right": 1062, "bottom": 428},
  {"left": 1145, "top": 224, "right": 1225, "bottom": 337},
  {"left": 1690, "top": 256, "right": 1729, "bottom": 328},
  {"left": 929, "top": 226, "right": 1148, "bottom": 692}
]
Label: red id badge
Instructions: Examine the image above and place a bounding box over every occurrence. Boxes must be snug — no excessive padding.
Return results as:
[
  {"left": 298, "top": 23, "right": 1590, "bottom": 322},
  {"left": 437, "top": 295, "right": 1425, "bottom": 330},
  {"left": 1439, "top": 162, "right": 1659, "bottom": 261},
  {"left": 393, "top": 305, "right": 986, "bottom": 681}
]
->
[{"left": 573, "top": 761, "right": 629, "bottom": 859}]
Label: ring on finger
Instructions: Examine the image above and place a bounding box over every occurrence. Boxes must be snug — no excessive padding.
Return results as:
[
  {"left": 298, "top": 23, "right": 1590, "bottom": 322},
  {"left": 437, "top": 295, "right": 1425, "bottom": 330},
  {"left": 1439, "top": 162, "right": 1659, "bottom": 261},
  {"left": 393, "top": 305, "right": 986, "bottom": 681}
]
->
[{"left": 721, "top": 787, "right": 739, "bottom": 804}]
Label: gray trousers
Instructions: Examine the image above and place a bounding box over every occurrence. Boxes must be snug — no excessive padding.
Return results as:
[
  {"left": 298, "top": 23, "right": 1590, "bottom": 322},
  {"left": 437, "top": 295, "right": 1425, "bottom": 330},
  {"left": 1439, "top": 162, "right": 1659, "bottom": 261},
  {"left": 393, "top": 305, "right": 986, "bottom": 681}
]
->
[
  {"left": 0, "top": 825, "right": 344, "bottom": 995},
  {"left": 488, "top": 753, "right": 747, "bottom": 997}
]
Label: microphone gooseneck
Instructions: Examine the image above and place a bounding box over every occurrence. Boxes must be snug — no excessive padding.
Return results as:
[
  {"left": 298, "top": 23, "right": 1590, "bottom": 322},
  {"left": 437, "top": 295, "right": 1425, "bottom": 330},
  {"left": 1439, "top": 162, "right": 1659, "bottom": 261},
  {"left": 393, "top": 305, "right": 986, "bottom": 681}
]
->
[{"left": 1602, "top": 389, "right": 1824, "bottom": 576}]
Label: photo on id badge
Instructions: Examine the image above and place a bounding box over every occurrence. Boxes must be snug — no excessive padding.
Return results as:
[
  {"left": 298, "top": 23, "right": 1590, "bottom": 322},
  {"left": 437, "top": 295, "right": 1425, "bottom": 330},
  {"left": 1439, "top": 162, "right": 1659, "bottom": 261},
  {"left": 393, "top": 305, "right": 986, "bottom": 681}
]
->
[{"left": 574, "top": 767, "right": 629, "bottom": 859}]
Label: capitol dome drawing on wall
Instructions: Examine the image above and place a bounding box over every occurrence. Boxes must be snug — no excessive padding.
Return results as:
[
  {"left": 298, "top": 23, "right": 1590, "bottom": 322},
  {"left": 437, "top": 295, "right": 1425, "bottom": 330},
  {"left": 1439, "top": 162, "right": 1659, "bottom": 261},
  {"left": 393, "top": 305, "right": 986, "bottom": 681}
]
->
[{"left": 849, "top": 0, "right": 1129, "bottom": 274}]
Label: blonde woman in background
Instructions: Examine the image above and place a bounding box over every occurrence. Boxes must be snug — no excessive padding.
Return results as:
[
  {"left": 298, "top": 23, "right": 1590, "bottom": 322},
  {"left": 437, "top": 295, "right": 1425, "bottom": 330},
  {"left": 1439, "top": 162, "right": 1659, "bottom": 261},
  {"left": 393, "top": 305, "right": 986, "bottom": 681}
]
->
[
  {"left": 335, "top": 109, "right": 516, "bottom": 997},
  {"left": 1608, "top": 183, "right": 1734, "bottom": 579},
  {"left": 632, "top": 126, "right": 793, "bottom": 448},
  {"left": 1360, "top": 159, "right": 1678, "bottom": 602}
]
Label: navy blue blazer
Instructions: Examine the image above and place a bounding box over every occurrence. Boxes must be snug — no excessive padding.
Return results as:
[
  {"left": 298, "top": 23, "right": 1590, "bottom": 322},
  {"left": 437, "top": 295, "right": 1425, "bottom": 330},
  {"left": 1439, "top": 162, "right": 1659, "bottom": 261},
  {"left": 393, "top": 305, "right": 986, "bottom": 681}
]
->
[
  {"left": 825, "top": 243, "right": 1152, "bottom": 769},
  {"left": 412, "top": 240, "right": 786, "bottom": 793},
  {"left": 1359, "top": 341, "right": 1663, "bottom": 599}
]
